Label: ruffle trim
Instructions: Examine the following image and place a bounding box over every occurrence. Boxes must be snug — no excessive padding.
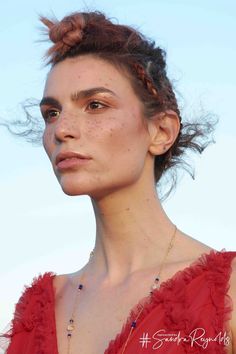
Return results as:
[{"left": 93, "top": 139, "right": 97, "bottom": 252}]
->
[
  {"left": 0, "top": 271, "right": 56, "bottom": 354},
  {"left": 104, "top": 250, "right": 236, "bottom": 354},
  {"left": 0, "top": 322, "right": 11, "bottom": 352}
]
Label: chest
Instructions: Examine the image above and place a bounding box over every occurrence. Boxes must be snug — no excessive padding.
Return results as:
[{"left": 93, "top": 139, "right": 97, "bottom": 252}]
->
[{"left": 54, "top": 286, "right": 150, "bottom": 354}]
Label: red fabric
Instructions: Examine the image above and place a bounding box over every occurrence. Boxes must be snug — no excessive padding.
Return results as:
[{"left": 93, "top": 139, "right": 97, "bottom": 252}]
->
[{"left": 0, "top": 250, "right": 235, "bottom": 354}]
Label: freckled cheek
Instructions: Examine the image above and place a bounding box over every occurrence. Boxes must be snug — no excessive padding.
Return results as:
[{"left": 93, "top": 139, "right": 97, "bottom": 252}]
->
[
  {"left": 108, "top": 122, "right": 148, "bottom": 163},
  {"left": 84, "top": 117, "right": 115, "bottom": 140},
  {"left": 105, "top": 117, "right": 144, "bottom": 146},
  {"left": 84, "top": 114, "right": 146, "bottom": 157}
]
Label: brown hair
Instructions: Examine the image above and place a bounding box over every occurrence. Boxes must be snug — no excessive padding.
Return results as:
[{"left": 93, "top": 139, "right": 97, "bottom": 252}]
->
[{"left": 1, "top": 11, "right": 217, "bottom": 198}]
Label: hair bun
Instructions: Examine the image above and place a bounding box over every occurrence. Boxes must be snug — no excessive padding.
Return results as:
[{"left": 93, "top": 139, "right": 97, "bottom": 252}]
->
[{"left": 40, "top": 14, "right": 86, "bottom": 62}]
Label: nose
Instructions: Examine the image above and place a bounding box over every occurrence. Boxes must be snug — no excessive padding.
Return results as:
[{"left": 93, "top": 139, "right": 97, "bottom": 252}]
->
[{"left": 54, "top": 109, "right": 80, "bottom": 143}]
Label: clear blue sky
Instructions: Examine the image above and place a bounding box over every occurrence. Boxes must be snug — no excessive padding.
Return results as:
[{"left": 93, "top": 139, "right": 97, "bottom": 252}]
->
[{"left": 0, "top": 0, "right": 235, "bottom": 333}]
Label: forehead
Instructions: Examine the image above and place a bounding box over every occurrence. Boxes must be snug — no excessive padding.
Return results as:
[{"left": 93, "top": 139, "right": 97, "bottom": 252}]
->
[{"left": 44, "top": 55, "right": 135, "bottom": 98}]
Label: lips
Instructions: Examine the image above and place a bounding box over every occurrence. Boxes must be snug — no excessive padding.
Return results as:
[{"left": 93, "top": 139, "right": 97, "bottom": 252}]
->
[{"left": 55, "top": 151, "right": 91, "bottom": 170}]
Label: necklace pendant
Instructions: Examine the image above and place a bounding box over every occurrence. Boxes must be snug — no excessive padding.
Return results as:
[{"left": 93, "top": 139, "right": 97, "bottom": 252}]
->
[
  {"left": 151, "top": 283, "right": 160, "bottom": 290},
  {"left": 67, "top": 324, "right": 75, "bottom": 331},
  {"left": 151, "top": 276, "right": 160, "bottom": 290}
]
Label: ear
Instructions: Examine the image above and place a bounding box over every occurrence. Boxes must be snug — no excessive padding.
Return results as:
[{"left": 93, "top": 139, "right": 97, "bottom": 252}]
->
[{"left": 147, "top": 110, "right": 180, "bottom": 156}]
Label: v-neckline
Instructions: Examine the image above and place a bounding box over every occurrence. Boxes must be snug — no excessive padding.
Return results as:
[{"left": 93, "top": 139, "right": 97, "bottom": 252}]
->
[{"left": 51, "top": 249, "right": 221, "bottom": 354}]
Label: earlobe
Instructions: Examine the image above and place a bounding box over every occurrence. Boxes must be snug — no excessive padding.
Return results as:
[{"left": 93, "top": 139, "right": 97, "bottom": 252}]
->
[{"left": 148, "top": 110, "right": 180, "bottom": 156}]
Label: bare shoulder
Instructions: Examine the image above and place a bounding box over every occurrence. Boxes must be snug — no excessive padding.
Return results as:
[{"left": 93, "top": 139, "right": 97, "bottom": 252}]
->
[
  {"left": 52, "top": 269, "right": 84, "bottom": 299},
  {"left": 173, "top": 229, "right": 214, "bottom": 264}
]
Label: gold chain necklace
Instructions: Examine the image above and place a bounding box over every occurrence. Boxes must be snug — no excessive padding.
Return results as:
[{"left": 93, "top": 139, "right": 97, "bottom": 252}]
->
[{"left": 66, "top": 225, "right": 177, "bottom": 354}]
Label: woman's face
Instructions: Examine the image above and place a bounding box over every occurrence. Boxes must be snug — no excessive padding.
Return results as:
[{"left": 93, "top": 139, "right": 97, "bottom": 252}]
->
[{"left": 41, "top": 55, "right": 153, "bottom": 199}]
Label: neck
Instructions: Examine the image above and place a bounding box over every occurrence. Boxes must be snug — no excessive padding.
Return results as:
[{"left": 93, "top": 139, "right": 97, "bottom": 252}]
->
[{"left": 88, "top": 180, "right": 175, "bottom": 285}]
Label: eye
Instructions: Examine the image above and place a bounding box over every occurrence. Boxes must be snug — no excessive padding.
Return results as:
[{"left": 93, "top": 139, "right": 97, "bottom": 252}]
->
[
  {"left": 87, "top": 100, "right": 107, "bottom": 111},
  {"left": 41, "top": 109, "right": 60, "bottom": 122}
]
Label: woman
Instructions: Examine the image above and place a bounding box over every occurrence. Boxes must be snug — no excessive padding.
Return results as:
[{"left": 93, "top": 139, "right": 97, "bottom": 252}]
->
[{"left": 0, "top": 10, "right": 235, "bottom": 354}]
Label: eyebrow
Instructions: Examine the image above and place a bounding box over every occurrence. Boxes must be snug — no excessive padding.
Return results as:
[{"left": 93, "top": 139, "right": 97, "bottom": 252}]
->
[
  {"left": 71, "top": 87, "right": 118, "bottom": 101},
  {"left": 39, "top": 87, "right": 118, "bottom": 107},
  {"left": 39, "top": 97, "right": 62, "bottom": 109}
]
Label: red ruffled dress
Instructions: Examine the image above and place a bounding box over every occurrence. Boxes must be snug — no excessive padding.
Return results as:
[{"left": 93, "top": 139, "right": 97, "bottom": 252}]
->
[{"left": 0, "top": 250, "right": 235, "bottom": 354}]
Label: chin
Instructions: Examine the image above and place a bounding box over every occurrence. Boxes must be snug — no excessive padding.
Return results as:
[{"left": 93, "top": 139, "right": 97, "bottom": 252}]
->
[
  {"left": 61, "top": 188, "right": 83, "bottom": 196},
  {"left": 60, "top": 181, "right": 90, "bottom": 196},
  {"left": 55, "top": 173, "right": 86, "bottom": 196},
  {"left": 58, "top": 176, "right": 101, "bottom": 197}
]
